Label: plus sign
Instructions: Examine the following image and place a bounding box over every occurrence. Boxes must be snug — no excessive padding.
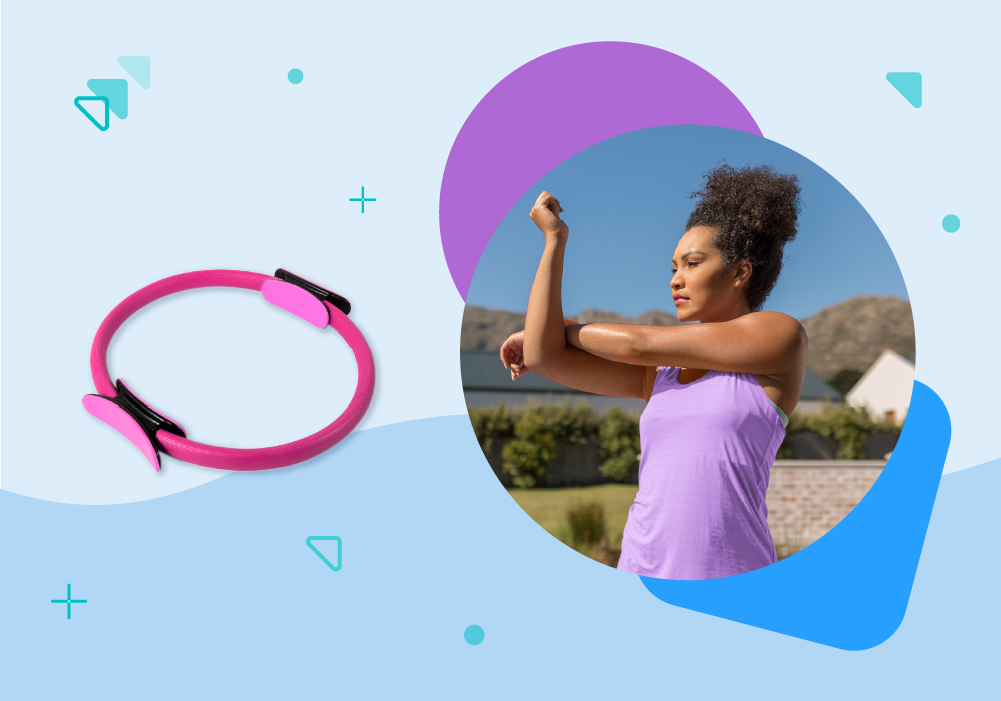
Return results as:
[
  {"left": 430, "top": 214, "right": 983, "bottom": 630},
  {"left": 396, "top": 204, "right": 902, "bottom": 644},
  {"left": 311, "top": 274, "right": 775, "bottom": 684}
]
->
[
  {"left": 349, "top": 186, "right": 377, "bottom": 213},
  {"left": 51, "top": 584, "right": 87, "bottom": 619}
]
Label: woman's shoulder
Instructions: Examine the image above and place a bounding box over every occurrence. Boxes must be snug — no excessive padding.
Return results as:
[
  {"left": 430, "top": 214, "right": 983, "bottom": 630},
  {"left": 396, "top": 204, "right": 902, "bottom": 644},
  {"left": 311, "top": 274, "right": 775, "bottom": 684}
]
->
[
  {"left": 737, "top": 311, "right": 807, "bottom": 348},
  {"left": 742, "top": 310, "right": 803, "bottom": 328}
]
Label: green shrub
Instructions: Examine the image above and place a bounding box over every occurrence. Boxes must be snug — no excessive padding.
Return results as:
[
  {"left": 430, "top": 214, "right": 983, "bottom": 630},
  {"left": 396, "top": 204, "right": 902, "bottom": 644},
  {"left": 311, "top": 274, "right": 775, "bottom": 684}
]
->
[
  {"left": 501, "top": 412, "right": 557, "bottom": 488},
  {"left": 804, "top": 405, "right": 871, "bottom": 460},
  {"left": 778, "top": 404, "right": 902, "bottom": 460},
  {"left": 566, "top": 501, "right": 606, "bottom": 546},
  {"left": 473, "top": 400, "right": 905, "bottom": 470},
  {"left": 829, "top": 369, "right": 864, "bottom": 397},
  {"left": 467, "top": 403, "right": 515, "bottom": 453},
  {"left": 537, "top": 399, "right": 601, "bottom": 445},
  {"left": 775, "top": 440, "right": 795, "bottom": 460},
  {"left": 597, "top": 407, "right": 641, "bottom": 481}
]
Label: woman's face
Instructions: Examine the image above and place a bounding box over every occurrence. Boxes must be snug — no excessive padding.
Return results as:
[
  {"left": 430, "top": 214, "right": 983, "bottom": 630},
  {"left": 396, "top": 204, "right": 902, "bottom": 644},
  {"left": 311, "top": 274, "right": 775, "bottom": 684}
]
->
[{"left": 670, "top": 226, "right": 750, "bottom": 322}]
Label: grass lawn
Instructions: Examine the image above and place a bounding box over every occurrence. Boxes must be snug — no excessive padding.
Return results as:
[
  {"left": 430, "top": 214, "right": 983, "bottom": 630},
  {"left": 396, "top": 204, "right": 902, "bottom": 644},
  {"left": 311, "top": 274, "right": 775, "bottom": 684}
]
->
[{"left": 506, "top": 484, "right": 640, "bottom": 548}]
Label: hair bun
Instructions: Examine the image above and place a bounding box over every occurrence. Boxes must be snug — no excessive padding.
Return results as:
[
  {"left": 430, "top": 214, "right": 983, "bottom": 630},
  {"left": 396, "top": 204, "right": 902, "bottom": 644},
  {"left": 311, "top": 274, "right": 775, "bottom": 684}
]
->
[
  {"left": 685, "top": 162, "right": 802, "bottom": 311},
  {"left": 696, "top": 162, "right": 800, "bottom": 244}
]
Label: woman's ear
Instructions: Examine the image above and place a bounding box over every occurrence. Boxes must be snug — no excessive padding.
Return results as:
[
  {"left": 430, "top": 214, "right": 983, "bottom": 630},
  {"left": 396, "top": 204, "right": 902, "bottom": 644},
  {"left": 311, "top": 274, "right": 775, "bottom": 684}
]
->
[{"left": 732, "top": 261, "right": 753, "bottom": 288}]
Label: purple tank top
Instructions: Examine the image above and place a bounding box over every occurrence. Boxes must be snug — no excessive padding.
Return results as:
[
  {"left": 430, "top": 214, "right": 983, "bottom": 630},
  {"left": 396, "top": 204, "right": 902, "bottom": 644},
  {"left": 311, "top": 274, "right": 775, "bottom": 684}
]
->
[{"left": 617, "top": 367, "right": 784, "bottom": 580}]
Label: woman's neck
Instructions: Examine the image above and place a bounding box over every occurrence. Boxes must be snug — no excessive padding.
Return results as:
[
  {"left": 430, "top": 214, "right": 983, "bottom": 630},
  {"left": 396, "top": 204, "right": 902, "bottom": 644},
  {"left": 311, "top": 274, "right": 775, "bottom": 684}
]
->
[{"left": 698, "top": 304, "right": 752, "bottom": 324}]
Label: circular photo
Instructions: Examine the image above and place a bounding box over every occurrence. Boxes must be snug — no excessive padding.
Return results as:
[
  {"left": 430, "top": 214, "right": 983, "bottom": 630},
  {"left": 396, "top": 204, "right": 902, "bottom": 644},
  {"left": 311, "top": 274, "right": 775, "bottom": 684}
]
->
[{"left": 461, "top": 126, "right": 914, "bottom": 579}]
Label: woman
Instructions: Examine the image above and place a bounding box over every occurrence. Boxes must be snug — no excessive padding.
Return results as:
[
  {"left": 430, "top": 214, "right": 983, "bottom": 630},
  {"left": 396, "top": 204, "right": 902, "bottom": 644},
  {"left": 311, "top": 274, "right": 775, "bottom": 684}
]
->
[{"left": 499, "top": 164, "right": 807, "bottom": 580}]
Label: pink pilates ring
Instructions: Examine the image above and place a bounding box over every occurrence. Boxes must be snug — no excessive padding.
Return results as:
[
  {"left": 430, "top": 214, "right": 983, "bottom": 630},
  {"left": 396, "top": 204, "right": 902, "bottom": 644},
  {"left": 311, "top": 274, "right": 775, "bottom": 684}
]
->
[{"left": 82, "top": 269, "right": 375, "bottom": 472}]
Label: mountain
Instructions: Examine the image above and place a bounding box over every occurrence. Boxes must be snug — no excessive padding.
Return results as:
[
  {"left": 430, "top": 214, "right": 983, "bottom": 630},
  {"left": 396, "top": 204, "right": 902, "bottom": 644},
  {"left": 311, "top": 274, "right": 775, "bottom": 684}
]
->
[
  {"left": 460, "top": 307, "right": 530, "bottom": 352},
  {"left": 800, "top": 295, "right": 914, "bottom": 381},
  {"left": 461, "top": 295, "right": 915, "bottom": 383},
  {"left": 460, "top": 306, "right": 682, "bottom": 351}
]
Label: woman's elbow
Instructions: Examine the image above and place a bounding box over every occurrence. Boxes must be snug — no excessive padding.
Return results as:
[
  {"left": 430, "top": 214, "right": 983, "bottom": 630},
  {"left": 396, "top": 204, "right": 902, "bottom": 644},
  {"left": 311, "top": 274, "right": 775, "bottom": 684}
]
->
[
  {"left": 523, "top": 347, "right": 548, "bottom": 373},
  {"left": 524, "top": 344, "right": 561, "bottom": 375}
]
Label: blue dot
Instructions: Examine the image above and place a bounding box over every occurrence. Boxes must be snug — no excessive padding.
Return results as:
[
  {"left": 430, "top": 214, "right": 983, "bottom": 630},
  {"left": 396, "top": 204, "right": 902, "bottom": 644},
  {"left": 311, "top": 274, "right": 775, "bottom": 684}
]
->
[
  {"left": 464, "top": 625, "right": 485, "bottom": 645},
  {"left": 942, "top": 214, "right": 960, "bottom": 233},
  {"left": 288, "top": 68, "right": 304, "bottom": 85}
]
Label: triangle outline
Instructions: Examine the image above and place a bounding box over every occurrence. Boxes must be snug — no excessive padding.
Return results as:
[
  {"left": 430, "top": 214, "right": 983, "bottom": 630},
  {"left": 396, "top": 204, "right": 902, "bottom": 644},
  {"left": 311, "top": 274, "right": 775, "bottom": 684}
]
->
[
  {"left": 74, "top": 96, "right": 110, "bottom": 131},
  {"left": 306, "top": 536, "right": 342, "bottom": 571}
]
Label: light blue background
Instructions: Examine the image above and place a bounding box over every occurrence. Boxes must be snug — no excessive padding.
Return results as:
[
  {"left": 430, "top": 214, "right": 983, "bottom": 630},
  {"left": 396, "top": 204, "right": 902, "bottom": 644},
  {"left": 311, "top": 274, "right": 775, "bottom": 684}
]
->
[
  {"left": 2, "top": 0, "right": 1000, "bottom": 695},
  {"left": 1, "top": 418, "right": 998, "bottom": 698}
]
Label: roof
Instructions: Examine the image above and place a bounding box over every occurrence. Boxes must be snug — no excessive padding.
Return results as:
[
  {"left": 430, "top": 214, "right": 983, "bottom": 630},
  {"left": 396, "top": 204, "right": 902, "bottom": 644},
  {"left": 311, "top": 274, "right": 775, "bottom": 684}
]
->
[
  {"left": 888, "top": 350, "right": 915, "bottom": 365},
  {"left": 460, "top": 351, "right": 590, "bottom": 393},
  {"left": 461, "top": 351, "right": 844, "bottom": 401},
  {"left": 800, "top": 367, "right": 843, "bottom": 401}
]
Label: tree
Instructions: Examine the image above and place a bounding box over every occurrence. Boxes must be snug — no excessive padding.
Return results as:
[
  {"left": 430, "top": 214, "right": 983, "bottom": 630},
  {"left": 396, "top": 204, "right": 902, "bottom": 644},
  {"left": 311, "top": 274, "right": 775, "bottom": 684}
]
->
[{"left": 829, "top": 368, "right": 864, "bottom": 396}]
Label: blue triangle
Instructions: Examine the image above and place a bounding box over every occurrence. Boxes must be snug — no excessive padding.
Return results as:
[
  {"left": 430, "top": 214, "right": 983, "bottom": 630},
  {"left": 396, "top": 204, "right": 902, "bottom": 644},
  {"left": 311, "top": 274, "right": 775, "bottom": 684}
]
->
[
  {"left": 88, "top": 79, "right": 129, "bottom": 119},
  {"left": 117, "top": 56, "right": 150, "bottom": 89},
  {"left": 886, "top": 72, "right": 922, "bottom": 108},
  {"left": 74, "top": 96, "right": 109, "bottom": 131}
]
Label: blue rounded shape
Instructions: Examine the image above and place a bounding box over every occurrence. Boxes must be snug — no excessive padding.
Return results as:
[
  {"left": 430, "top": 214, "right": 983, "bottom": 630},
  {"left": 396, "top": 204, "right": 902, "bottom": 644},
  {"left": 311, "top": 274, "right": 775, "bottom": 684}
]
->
[
  {"left": 463, "top": 624, "right": 485, "bottom": 645},
  {"left": 288, "top": 68, "right": 304, "bottom": 84},
  {"left": 640, "top": 381, "right": 951, "bottom": 650},
  {"left": 942, "top": 214, "right": 960, "bottom": 233}
]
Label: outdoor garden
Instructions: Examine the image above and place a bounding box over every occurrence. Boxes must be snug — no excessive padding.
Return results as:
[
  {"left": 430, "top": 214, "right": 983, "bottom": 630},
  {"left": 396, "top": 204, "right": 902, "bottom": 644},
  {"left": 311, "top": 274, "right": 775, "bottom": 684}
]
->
[{"left": 469, "top": 400, "right": 902, "bottom": 568}]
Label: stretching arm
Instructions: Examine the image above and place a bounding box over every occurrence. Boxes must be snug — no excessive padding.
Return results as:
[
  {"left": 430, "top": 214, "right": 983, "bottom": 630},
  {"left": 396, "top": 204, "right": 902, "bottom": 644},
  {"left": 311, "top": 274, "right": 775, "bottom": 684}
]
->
[
  {"left": 565, "top": 313, "right": 807, "bottom": 378},
  {"left": 522, "top": 192, "right": 654, "bottom": 399}
]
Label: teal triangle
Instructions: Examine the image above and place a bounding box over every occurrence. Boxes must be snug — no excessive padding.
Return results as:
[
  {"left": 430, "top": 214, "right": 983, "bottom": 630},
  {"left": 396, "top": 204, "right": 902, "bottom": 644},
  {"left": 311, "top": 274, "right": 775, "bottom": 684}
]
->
[
  {"left": 306, "top": 536, "right": 342, "bottom": 571},
  {"left": 74, "top": 96, "right": 109, "bottom": 131},
  {"left": 886, "top": 72, "right": 922, "bottom": 108},
  {"left": 117, "top": 56, "right": 150, "bottom": 89},
  {"left": 87, "top": 79, "right": 129, "bottom": 119}
]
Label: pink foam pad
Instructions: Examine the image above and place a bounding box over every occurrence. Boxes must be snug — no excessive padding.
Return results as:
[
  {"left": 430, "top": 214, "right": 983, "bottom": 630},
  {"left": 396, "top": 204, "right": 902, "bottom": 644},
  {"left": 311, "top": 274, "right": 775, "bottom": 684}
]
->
[
  {"left": 261, "top": 280, "right": 330, "bottom": 329},
  {"left": 82, "top": 395, "right": 161, "bottom": 472}
]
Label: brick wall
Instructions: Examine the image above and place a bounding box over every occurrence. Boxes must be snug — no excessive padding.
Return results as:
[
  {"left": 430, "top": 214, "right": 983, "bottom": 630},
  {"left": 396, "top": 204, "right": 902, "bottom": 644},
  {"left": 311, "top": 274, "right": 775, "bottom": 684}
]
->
[{"left": 766, "top": 461, "right": 884, "bottom": 557}]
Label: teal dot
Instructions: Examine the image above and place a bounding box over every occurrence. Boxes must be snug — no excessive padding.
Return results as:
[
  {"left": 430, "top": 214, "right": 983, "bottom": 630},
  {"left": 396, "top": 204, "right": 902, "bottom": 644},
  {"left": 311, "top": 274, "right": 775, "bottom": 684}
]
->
[
  {"left": 288, "top": 68, "right": 304, "bottom": 84},
  {"left": 942, "top": 214, "right": 960, "bottom": 233},
  {"left": 464, "top": 625, "right": 485, "bottom": 645}
]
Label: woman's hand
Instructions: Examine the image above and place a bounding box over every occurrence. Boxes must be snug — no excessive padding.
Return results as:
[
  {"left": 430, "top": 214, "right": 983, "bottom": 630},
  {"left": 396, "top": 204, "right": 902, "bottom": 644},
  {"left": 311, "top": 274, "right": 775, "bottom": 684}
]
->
[
  {"left": 529, "top": 191, "right": 568, "bottom": 241},
  {"left": 500, "top": 330, "right": 531, "bottom": 380}
]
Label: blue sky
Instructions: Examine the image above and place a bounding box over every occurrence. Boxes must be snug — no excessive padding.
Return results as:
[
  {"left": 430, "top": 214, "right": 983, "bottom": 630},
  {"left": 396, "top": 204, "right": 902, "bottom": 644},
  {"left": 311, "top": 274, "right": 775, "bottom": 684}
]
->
[{"left": 466, "top": 125, "right": 908, "bottom": 320}]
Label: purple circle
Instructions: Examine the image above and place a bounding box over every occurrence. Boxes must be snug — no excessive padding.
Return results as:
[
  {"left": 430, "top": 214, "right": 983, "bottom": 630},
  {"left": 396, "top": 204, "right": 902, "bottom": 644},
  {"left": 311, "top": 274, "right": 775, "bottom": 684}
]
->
[{"left": 439, "top": 41, "right": 762, "bottom": 299}]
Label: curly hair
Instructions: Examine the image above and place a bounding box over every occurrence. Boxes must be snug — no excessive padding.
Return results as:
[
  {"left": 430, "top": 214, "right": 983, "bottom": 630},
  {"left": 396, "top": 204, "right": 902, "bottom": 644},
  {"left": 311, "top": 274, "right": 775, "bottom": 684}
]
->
[{"left": 685, "top": 162, "right": 802, "bottom": 312}]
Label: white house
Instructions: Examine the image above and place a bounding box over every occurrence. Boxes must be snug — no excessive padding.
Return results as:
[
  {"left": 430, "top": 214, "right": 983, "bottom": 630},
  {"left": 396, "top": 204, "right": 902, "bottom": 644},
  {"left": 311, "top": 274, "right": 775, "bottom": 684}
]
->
[{"left": 846, "top": 350, "right": 915, "bottom": 425}]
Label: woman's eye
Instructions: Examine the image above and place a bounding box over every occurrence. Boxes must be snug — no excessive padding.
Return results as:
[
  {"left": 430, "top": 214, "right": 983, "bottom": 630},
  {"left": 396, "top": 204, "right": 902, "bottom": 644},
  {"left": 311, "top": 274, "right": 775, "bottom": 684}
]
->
[{"left": 688, "top": 260, "right": 701, "bottom": 267}]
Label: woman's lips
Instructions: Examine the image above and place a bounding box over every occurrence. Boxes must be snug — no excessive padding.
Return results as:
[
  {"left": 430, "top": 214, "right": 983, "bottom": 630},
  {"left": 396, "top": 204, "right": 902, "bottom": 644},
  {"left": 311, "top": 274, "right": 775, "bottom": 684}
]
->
[{"left": 673, "top": 295, "right": 688, "bottom": 306}]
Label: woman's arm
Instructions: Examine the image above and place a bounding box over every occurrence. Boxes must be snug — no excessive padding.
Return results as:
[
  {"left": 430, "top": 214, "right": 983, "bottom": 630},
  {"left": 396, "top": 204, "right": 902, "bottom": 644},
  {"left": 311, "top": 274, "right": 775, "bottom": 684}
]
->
[
  {"left": 565, "top": 312, "right": 807, "bottom": 378},
  {"left": 499, "top": 320, "right": 579, "bottom": 380},
  {"left": 521, "top": 192, "right": 655, "bottom": 400}
]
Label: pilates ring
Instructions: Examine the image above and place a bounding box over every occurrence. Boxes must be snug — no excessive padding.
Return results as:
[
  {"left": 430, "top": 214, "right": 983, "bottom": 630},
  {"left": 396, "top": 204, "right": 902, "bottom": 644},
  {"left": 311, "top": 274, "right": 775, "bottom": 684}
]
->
[{"left": 82, "top": 268, "right": 375, "bottom": 472}]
